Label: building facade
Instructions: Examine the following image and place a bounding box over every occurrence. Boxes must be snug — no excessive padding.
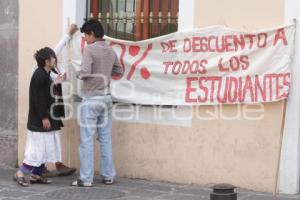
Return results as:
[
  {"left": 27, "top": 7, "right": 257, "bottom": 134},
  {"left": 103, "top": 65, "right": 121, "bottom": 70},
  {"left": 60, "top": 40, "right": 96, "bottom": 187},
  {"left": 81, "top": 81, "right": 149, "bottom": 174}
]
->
[{"left": 18, "top": 0, "right": 300, "bottom": 194}]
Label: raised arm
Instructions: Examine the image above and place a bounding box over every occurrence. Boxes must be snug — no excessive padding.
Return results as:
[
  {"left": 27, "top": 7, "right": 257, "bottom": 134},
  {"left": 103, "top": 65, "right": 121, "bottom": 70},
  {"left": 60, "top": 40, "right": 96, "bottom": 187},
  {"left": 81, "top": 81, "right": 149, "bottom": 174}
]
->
[
  {"left": 53, "top": 34, "right": 71, "bottom": 56},
  {"left": 54, "top": 24, "right": 78, "bottom": 56},
  {"left": 51, "top": 24, "right": 78, "bottom": 82}
]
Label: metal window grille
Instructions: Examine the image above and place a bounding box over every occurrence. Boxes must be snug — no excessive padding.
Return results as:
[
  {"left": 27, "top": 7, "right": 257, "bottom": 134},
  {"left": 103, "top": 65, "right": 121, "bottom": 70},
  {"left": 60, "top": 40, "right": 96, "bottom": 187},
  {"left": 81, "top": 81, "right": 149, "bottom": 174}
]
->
[{"left": 86, "top": 0, "right": 178, "bottom": 41}]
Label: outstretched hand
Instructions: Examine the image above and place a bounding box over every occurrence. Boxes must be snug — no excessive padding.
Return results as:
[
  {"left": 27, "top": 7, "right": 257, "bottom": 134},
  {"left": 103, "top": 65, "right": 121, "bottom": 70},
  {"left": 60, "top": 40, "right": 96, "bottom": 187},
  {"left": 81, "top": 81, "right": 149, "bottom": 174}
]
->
[
  {"left": 54, "top": 73, "right": 67, "bottom": 84},
  {"left": 69, "top": 24, "right": 78, "bottom": 36}
]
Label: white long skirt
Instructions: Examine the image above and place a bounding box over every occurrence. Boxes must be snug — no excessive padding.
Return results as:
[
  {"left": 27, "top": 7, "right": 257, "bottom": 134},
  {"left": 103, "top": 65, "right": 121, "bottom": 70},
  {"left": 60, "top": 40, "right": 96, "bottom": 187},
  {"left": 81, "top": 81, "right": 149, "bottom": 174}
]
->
[{"left": 23, "top": 130, "right": 62, "bottom": 167}]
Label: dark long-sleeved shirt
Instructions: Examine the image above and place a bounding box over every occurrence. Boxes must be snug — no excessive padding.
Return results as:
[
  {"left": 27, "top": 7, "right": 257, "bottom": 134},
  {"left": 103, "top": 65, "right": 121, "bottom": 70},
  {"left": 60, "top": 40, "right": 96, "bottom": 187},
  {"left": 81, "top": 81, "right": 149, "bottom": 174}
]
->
[{"left": 27, "top": 67, "right": 63, "bottom": 132}]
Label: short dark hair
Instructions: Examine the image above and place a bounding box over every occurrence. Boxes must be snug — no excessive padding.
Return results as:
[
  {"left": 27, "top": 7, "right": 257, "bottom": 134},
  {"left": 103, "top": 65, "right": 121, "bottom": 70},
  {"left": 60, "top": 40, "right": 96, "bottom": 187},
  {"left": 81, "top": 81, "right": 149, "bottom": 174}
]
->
[
  {"left": 80, "top": 19, "right": 104, "bottom": 38},
  {"left": 34, "top": 47, "right": 57, "bottom": 68}
]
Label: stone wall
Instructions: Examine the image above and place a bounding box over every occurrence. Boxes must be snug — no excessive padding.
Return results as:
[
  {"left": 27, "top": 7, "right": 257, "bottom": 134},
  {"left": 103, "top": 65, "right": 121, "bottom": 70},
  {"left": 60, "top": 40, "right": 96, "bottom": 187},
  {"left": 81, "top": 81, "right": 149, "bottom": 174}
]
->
[{"left": 0, "top": 0, "right": 18, "bottom": 166}]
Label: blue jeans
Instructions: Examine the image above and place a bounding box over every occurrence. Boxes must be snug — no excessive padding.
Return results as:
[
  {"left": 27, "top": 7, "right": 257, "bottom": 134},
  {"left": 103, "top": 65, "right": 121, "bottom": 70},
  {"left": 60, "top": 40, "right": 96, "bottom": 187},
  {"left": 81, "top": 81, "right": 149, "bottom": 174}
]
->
[{"left": 78, "top": 95, "right": 116, "bottom": 182}]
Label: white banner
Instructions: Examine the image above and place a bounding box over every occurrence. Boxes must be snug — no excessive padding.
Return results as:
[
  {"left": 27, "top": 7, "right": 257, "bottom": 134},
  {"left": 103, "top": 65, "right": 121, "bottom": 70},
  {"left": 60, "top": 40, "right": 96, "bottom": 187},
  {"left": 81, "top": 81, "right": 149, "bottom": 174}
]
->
[{"left": 69, "top": 24, "right": 295, "bottom": 105}]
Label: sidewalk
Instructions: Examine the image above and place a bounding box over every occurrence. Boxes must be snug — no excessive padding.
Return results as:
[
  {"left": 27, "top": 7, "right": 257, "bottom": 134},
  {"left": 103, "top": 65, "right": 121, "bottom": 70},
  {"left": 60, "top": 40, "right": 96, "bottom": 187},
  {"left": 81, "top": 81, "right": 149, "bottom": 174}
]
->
[{"left": 0, "top": 167, "right": 299, "bottom": 200}]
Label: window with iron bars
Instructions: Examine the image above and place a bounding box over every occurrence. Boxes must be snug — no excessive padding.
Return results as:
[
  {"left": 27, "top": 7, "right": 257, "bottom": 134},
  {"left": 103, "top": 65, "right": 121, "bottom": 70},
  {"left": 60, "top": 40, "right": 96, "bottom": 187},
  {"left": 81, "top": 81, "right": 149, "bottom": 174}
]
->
[{"left": 86, "top": 0, "right": 179, "bottom": 41}]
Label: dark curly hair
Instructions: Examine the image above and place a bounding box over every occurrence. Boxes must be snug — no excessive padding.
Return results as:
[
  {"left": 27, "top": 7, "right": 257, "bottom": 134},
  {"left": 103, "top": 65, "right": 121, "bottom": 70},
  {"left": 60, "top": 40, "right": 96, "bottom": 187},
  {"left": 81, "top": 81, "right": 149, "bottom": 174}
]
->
[{"left": 34, "top": 47, "right": 57, "bottom": 68}]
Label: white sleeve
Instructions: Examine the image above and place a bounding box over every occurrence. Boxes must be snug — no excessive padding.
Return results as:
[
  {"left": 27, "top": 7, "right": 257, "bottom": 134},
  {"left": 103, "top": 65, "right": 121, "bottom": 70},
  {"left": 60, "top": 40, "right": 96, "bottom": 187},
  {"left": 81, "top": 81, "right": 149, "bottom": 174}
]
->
[
  {"left": 53, "top": 34, "right": 71, "bottom": 56},
  {"left": 51, "top": 34, "right": 70, "bottom": 80},
  {"left": 32, "top": 65, "right": 38, "bottom": 74},
  {"left": 56, "top": 63, "right": 66, "bottom": 75},
  {"left": 50, "top": 71, "right": 59, "bottom": 80}
]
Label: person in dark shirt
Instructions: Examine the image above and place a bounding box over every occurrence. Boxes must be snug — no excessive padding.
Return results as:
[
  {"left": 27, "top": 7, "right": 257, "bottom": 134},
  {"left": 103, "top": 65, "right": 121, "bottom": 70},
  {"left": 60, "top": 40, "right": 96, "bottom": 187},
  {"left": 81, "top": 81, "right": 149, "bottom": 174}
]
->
[{"left": 14, "top": 47, "right": 65, "bottom": 186}]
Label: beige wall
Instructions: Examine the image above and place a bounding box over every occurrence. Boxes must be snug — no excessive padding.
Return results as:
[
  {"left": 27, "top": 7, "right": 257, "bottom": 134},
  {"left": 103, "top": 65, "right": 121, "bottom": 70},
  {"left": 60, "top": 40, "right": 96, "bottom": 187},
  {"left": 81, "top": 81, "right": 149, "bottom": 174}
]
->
[
  {"left": 194, "top": 0, "right": 284, "bottom": 30},
  {"left": 18, "top": 0, "right": 62, "bottom": 165},
  {"left": 19, "top": 0, "right": 285, "bottom": 193},
  {"left": 59, "top": 103, "right": 285, "bottom": 192},
  {"left": 192, "top": 0, "right": 285, "bottom": 192},
  {"left": 113, "top": 103, "right": 285, "bottom": 193}
]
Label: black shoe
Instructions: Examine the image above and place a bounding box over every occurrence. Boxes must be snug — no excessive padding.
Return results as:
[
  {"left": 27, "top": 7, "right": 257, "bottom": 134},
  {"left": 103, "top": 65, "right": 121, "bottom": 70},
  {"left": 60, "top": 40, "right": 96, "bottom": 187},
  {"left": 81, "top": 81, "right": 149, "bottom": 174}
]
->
[{"left": 103, "top": 178, "right": 114, "bottom": 185}]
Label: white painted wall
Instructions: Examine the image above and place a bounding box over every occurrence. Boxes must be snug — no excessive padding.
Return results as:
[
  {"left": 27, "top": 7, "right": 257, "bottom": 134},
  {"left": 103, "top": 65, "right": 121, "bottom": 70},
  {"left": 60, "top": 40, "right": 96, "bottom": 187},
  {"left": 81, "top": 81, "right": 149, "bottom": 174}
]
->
[
  {"left": 62, "top": 0, "right": 86, "bottom": 32},
  {"left": 61, "top": 0, "right": 86, "bottom": 120},
  {"left": 279, "top": 0, "right": 300, "bottom": 194},
  {"left": 178, "top": 0, "right": 194, "bottom": 30}
]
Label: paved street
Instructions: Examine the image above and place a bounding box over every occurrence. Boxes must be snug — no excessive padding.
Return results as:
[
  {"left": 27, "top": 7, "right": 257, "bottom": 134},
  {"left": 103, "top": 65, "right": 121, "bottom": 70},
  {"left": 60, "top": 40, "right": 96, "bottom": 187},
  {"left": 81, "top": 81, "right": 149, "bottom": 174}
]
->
[{"left": 0, "top": 167, "right": 299, "bottom": 200}]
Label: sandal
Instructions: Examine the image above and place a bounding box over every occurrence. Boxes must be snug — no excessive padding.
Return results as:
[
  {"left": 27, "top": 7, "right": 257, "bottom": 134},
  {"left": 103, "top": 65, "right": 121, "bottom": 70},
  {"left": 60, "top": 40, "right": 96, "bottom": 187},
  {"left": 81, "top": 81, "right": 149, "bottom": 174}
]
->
[
  {"left": 30, "top": 174, "right": 52, "bottom": 184},
  {"left": 13, "top": 173, "right": 30, "bottom": 187}
]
